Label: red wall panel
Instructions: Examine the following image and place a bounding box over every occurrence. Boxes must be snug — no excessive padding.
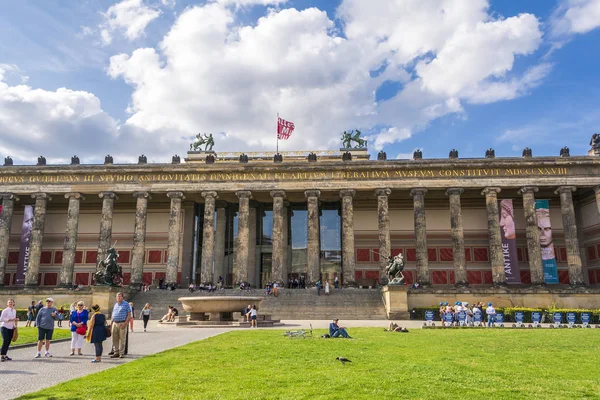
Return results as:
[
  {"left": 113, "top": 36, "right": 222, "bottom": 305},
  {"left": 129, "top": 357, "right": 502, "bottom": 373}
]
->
[{"left": 356, "top": 249, "right": 370, "bottom": 262}]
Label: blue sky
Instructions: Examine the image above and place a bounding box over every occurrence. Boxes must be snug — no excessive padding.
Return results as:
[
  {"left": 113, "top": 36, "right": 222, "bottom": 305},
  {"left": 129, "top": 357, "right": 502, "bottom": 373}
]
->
[{"left": 0, "top": 0, "right": 599, "bottom": 163}]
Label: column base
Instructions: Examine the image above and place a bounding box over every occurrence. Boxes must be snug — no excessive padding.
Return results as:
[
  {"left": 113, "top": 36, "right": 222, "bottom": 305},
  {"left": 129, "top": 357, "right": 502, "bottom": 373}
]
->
[
  {"left": 57, "top": 283, "right": 73, "bottom": 289},
  {"left": 128, "top": 283, "right": 142, "bottom": 291},
  {"left": 24, "top": 284, "right": 39, "bottom": 290},
  {"left": 454, "top": 282, "right": 469, "bottom": 289},
  {"left": 570, "top": 282, "right": 586, "bottom": 289},
  {"left": 492, "top": 282, "right": 508, "bottom": 288}
]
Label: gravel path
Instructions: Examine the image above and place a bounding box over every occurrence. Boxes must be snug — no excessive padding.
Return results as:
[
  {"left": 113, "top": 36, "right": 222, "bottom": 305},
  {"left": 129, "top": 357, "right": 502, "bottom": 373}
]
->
[{"left": 0, "top": 321, "right": 230, "bottom": 400}]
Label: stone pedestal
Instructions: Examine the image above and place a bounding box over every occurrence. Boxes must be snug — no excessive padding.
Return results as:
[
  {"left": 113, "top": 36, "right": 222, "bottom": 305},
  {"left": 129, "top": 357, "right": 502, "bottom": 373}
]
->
[
  {"left": 381, "top": 285, "right": 409, "bottom": 319},
  {"left": 271, "top": 191, "right": 286, "bottom": 284},
  {"left": 340, "top": 190, "right": 356, "bottom": 286},
  {"left": 25, "top": 193, "right": 50, "bottom": 288},
  {"left": 305, "top": 190, "right": 321, "bottom": 285},
  {"left": 96, "top": 192, "right": 117, "bottom": 265},
  {"left": 375, "top": 189, "right": 391, "bottom": 281},
  {"left": 234, "top": 191, "right": 252, "bottom": 285},
  {"left": 0, "top": 194, "right": 17, "bottom": 287},
  {"left": 446, "top": 188, "right": 467, "bottom": 287},
  {"left": 59, "top": 193, "right": 84, "bottom": 288},
  {"left": 519, "top": 186, "right": 544, "bottom": 286},
  {"left": 130, "top": 192, "right": 150, "bottom": 288},
  {"left": 166, "top": 192, "right": 184, "bottom": 285},
  {"left": 410, "top": 188, "right": 430, "bottom": 285},
  {"left": 201, "top": 191, "right": 217, "bottom": 284},
  {"left": 482, "top": 187, "right": 506, "bottom": 286},
  {"left": 556, "top": 186, "right": 584, "bottom": 287}
]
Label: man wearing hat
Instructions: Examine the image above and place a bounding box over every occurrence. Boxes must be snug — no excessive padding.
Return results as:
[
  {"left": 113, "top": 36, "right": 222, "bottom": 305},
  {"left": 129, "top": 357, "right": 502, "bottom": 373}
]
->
[
  {"left": 329, "top": 318, "right": 351, "bottom": 338},
  {"left": 34, "top": 298, "right": 58, "bottom": 358}
]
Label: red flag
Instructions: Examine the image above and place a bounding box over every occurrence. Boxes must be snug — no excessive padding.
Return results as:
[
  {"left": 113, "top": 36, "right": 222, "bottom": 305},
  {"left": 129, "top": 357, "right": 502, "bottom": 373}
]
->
[{"left": 277, "top": 116, "right": 295, "bottom": 140}]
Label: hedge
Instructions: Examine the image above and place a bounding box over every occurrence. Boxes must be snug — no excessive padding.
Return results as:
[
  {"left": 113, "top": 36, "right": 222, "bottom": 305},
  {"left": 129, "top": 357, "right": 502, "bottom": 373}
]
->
[{"left": 411, "top": 306, "right": 600, "bottom": 324}]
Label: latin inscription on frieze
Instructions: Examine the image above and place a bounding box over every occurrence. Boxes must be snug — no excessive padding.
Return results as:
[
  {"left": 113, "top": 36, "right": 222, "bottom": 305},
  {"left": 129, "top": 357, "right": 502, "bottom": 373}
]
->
[{"left": 0, "top": 167, "right": 571, "bottom": 185}]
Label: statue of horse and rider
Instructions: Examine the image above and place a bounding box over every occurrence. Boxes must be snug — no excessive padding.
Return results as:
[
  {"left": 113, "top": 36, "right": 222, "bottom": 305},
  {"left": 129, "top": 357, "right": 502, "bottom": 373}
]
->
[
  {"left": 341, "top": 130, "right": 367, "bottom": 149},
  {"left": 190, "top": 133, "right": 215, "bottom": 152},
  {"left": 93, "top": 247, "right": 123, "bottom": 286},
  {"left": 385, "top": 253, "right": 405, "bottom": 285}
]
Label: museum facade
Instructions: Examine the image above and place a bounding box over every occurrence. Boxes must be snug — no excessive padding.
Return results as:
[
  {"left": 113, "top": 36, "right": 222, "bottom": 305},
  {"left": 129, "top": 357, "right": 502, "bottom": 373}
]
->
[{"left": 1, "top": 147, "right": 600, "bottom": 292}]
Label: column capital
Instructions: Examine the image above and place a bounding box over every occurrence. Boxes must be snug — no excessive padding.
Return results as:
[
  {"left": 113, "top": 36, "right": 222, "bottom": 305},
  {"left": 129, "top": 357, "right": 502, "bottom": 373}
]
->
[
  {"left": 410, "top": 188, "right": 427, "bottom": 197},
  {"left": 31, "top": 193, "right": 51, "bottom": 201},
  {"left": 64, "top": 192, "right": 85, "bottom": 200},
  {"left": 201, "top": 191, "right": 218, "bottom": 200},
  {"left": 304, "top": 189, "right": 321, "bottom": 198},
  {"left": 340, "top": 189, "right": 356, "bottom": 198},
  {"left": 99, "top": 191, "right": 118, "bottom": 200},
  {"left": 555, "top": 186, "right": 576, "bottom": 195},
  {"left": 375, "top": 188, "right": 391, "bottom": 197},
  {"left": 167, "top": 191, "right": 185, "bottom": 199},
  {"left": 481, "top": 187, "right": 501, "bottom": 196},
  {"left": 0, "top": 193, "right": 19, "bottom": 201},
  {"left": 445, "top": 188, "right": 464, "bottom": 196},
  {"left": 133, "top": 191, "right": 150, "bottom": 199},
  {"left": 236, "top": 190, "right": 252, "bottom": 200},
  {"left": 518, "top": 186, "right": 538, "bottom": 195},
  {"left": 270, "top": 190, "right": 286, "bottom": 199}
]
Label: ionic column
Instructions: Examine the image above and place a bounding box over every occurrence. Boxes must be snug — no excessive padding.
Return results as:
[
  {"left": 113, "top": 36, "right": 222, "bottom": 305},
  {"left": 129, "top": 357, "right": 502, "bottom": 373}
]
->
[
  {"left": 556, "top": 186, "right": 584, "bottom": 287},
  {"left": 130, "top": 191, "right": 150, "bottom": 288},
  {"left": 594, "top": 186, "right": 600, "bottom": 218},
  {"left": 200, "top": 191, "right": 217, "bottom": 284},
  {"left": 410, "top": 188, "right": 430, "bottom": 285},
  {"left": 375, "top": 189, "right": 391, "bottom": 279},
  {"left": 59, "top": 193, "right": 84, "bottom": 287},
  {"left": 340, "top": 189, "right": 356, "bottom": 287},
  {"left": 96, "top": 192, "right": 117, "bottom": 264},
  {"left": 305, "top": 190, "right": 321, "bottom": 285},
  {"left": 248, "top": 203, "right": 257, "bottom": 286},
  {"left": 270, "top": 190, "right": 286, "bottom": 284},
  {"left": 0, "top": 194, "right": 17, "bottom": 287},
  {"left": 481, "top": 187, "right": 506, "bottom": 286},
  {"left": 234, "top": 191, "right": 252, "bottom": 285},
  {"left": 166, "top": 192, "right": 185, "bottom": 286},
  {"left": 214, "top": 204, "right": 226, "bottom": 283},
  {"left": 518, "top": 186, "right": 544, "bottom": 285},
  {"left": 25, "top": 193, "right": 51, "bottom": 288},
  {"left": 282, "top": 202, "right": 290, "bottom": 282},
  {"left": 446, "top": 188, "right": 467, "bottom": 286}
]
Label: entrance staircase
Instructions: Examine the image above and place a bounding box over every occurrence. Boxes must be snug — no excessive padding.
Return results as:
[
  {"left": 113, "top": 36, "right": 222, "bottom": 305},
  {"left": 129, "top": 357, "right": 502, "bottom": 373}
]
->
[{"left": 130, "top": 287, "right": 388, "bottom": 321}]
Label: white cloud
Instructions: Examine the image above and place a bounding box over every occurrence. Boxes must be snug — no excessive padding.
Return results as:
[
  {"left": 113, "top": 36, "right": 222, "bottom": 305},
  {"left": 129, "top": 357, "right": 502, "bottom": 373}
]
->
[
  {"left": 161, "top": 0, "right": 176, "bottom": 8},
  {"left": 100, "top": 0, "right": 161, "bottom": 45},
  {"left": 214, "top": 0, "right": 287, "bottom": 6},
  {"left": 551, "top": 0, "right": 600, "bottom": 37}
]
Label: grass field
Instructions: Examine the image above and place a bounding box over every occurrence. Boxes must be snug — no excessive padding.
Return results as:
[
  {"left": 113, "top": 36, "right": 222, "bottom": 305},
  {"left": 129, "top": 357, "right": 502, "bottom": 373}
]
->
[
  {"left": 19, "top": 328, "right": 600, "bottom": 400},
  {"left": 14, "top": 326, "right": 71, "bottom": 345}
]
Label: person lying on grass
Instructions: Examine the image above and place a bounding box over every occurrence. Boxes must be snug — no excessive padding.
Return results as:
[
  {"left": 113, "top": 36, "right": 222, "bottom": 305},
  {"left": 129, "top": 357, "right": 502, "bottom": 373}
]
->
[{"left": 385, "top": 322, "right": 408, "bottom": 333}]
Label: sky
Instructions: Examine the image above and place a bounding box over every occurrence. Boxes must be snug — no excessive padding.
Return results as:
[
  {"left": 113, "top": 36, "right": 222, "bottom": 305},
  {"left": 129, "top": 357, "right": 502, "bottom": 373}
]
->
[{"left": 1, "top": 0, "right": 599, "bottom": 164}]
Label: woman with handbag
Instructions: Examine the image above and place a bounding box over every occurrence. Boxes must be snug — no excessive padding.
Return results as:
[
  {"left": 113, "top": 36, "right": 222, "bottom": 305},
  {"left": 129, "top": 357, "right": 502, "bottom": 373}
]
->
[
  {"left": 86, "top": 304, "right": 107, "bottom": 363},
  {"left": 69, "top": 301, "right": 88, "bottom": 356},
  {"left": 1, "top": 298, "right": 19, "bottom": 362}
]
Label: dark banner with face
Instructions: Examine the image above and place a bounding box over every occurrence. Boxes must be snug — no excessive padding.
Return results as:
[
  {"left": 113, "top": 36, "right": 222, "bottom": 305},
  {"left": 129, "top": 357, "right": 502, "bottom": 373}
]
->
[
  {"left": 499, "top": 199, "right": 520, "bottom": 284},
  {"left": 15, "top": 205, "right": 33, "bottom": 285},
  {"left": 535, "top": 200, "right": 559, "bottom": 284}
]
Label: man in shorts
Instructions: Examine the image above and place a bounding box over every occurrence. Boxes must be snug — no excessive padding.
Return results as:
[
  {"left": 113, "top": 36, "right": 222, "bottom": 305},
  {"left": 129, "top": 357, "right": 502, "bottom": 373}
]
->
[{"left": 34, "top": 298, "right": 58, "bottom": 358}]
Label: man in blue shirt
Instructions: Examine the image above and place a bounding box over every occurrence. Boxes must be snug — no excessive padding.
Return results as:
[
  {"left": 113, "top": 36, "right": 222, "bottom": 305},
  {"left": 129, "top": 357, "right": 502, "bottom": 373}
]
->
[
  {"left": 329, "top": 318, "right": 351, "bottom": 338},
  {"left": 110, "top": 292, "right": 131, "bottom": 358}
]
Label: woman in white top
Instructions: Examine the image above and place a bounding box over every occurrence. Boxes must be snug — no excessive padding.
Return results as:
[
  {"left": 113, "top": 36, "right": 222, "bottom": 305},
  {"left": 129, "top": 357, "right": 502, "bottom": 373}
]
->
[
  {"left": 325, "top": 280, "right": 330, "bottom": 295},
  {"left": 1, "top": 298, "right": 19, "bottom": 362},
  {"left": 139, "top": 303, "right": 152, "bottom": 332},
  {"left": 250, "top": 305, "right": 258, "bottom": 328}
]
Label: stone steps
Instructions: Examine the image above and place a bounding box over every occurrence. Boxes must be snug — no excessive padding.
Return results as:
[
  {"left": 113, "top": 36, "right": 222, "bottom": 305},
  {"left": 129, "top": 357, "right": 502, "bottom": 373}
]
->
[{"left": 130, "top": 288, "right": 388, "bottom": 320}]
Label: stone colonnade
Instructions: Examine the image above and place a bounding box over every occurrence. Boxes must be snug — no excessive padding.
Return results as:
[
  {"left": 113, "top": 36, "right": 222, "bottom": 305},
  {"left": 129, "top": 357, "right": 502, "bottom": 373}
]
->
[{"left": 0, "top": 184, "right": 591, "bottom": 289}]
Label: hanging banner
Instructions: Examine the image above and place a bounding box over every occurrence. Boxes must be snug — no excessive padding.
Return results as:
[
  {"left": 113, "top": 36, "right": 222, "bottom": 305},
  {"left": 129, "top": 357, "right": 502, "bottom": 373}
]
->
[
  {"left": 15, "top": 205, "right": 33, "bottom": 285},
  {"left": 535, "top": 200, "right": 559, "bottom": 284},
  {"left": 499, "top": 199, "right": 521, "bottom": 284}
]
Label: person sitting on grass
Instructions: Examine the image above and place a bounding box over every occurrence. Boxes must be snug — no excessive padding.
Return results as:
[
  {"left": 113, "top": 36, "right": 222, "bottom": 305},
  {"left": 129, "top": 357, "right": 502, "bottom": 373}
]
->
[
  {"left": 386, "top": 322, "right": 408, "bottom": 333},
  {"left": 329, "top": 318, "right": 351, "bottom": 338}
]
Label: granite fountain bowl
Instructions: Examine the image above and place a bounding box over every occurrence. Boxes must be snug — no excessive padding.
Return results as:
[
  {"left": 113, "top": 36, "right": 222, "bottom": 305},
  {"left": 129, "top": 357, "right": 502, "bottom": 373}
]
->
[{"left": 178, "top": 296, "right": 265, "bottom": 313}]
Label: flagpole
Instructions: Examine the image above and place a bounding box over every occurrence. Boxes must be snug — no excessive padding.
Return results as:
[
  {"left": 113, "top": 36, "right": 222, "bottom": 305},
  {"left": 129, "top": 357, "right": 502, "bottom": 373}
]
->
[{"left": 276, "top": 113, "right": 279, "bottom": 154}]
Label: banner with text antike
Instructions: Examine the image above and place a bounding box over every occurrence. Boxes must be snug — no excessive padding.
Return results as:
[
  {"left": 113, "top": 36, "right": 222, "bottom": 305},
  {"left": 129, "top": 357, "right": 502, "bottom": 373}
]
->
[
  {"left": 499, "top": 199, "right": 520, "bottom": 284},
  {"left": 15, "top": 205, "right": 33, "bottom": 285},
  {"left": 535, "top": 199, "right": 559, "bottom": 284}
]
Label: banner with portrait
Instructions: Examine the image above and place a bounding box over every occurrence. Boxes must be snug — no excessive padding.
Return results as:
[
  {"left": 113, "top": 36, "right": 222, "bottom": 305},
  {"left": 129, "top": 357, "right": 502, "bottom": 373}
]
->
[
  {"left": 15, "top": 205, "right": 33, "bottom": 285},
  {"left": 499, "top": 199, "right": 520, "bottom": 284},
  {"left": 535, "top": 200, "right": 559, "bottom": 284}
]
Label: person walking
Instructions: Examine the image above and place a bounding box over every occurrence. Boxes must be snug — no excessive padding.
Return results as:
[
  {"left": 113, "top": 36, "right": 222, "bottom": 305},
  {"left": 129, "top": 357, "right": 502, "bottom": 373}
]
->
[
  {"left": 57, "top": 306, "right": 65, "bottom": 327},
  {"left": 334, "top": 275, "right": 339, "bottom": 289},
  {"left": 86, "top": 304, "right": 107, "bottom": 363},
  {"left": 35, "top": 298, "right": 58, "bottom": 358},
  {"left": 316, "top": 280, "right": 322, "bottom": 296},
  {"left": 69, "top": 301, "right": 88, "bottom": 356},
  {"left": 1, "top": 298, "right": 19, "bottom": 362},
  {"left": 25, "top": 301, "right": 36, "bottom": 327},
  {"left": 110, "top": 292, "right": 131, "bottom": 359},
  {"left": 325, "top": 280, "right": 330, "bottom": 296},
  {"left": 129, "top": 302, "right": 135, "bottom": 332},
  {"left": 250, "top": 305, "right": 258, "bottom": 328},
  {"left": 140, "top": 303, "right": 152, "bottom": 332}
]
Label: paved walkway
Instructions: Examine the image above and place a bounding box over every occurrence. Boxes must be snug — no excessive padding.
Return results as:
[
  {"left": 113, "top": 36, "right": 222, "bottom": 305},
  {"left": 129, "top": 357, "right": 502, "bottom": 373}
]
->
[{"left": 0, "top": 321, "right": 230, "bottom": 400}]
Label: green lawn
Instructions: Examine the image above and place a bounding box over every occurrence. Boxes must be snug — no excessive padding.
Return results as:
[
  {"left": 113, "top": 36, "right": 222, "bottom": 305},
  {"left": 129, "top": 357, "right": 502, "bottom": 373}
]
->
[
  {"left": 15, "top": 326, "right": 71, "bottom": 345},
  {"left": 19, "top": 328, "right": 600, "bottom": 400}
]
